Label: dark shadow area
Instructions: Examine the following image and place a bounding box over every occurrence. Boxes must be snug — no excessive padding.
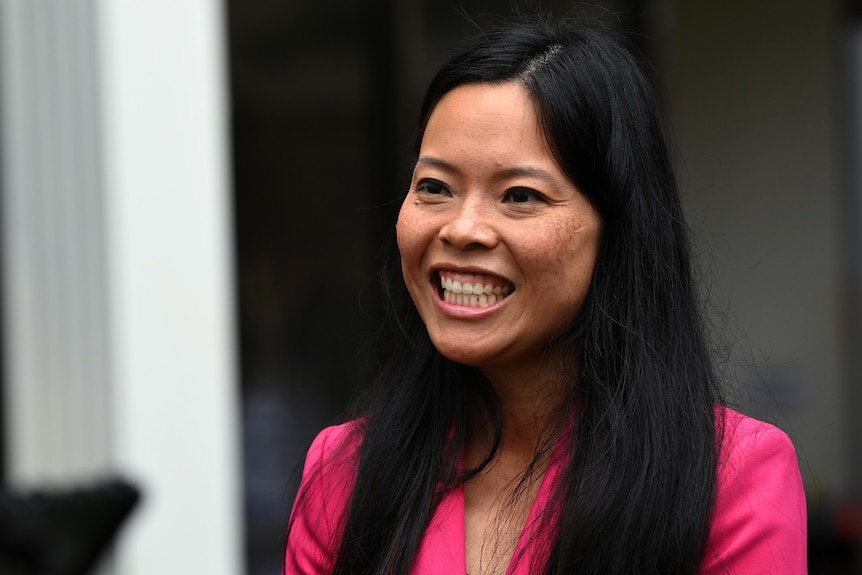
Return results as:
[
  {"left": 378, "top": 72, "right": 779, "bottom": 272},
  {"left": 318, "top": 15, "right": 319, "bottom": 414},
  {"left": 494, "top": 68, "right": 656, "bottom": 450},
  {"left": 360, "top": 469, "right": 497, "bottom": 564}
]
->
[
  {"left": 0, "top": 479, "right": 139, "bottom": 575},
  {"left": 225, "top": 4, "right": 622, "bottom": 572}
]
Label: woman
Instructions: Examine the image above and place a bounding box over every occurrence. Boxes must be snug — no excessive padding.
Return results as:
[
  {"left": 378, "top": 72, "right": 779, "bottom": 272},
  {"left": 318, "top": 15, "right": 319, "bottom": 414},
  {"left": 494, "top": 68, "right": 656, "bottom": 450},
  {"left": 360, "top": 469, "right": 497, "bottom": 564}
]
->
[{"left": 284, "top": 15, "right": 807, "bottom": 575}]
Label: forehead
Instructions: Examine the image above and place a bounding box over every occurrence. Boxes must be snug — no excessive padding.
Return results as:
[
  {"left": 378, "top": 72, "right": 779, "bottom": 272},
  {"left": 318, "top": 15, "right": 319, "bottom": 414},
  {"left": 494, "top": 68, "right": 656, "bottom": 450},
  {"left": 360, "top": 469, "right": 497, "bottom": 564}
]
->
[{"left": 420, "top": 82, "right": 555, "bottom": 165}]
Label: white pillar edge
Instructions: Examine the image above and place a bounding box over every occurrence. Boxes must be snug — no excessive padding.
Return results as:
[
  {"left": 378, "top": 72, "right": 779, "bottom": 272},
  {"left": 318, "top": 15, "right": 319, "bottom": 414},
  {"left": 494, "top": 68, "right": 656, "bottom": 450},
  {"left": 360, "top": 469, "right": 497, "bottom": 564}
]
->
[
  {"left": 845, "top": 22, "right": 862, "bottom": 502},
  {"left": 96, "top": 1, "right": 242, "bottom": 574},
  {"left": 0, "top": 0, "right": 115, "bottom": 484}
]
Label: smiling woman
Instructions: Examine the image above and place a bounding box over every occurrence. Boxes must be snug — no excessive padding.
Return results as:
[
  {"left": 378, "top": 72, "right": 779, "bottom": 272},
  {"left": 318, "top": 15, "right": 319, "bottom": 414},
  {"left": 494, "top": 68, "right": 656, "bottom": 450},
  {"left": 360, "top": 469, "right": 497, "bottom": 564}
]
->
[
  {"left": 397, "top": 83, "right": 602, "bottom": 382},
  {"left": 284, "top": 14, "right": 807, "bottom": 575}
]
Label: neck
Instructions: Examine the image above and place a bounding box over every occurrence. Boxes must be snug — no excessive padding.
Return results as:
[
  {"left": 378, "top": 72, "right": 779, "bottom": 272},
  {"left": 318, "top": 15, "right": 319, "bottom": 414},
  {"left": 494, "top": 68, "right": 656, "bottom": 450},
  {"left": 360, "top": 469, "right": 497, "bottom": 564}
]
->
[{"left": 468, "top": 360, "right": 570, "bottom": 468}]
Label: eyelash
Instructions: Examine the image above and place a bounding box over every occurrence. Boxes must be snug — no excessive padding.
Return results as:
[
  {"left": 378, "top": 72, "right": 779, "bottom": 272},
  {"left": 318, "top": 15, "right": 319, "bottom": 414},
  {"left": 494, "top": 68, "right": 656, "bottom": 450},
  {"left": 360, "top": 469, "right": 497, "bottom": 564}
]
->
[
  {"left": 415, "top": 180, "right": 546, "bottom": 205},
  {"left": 415, "top": 179, "right": 450, "bottom": 196},
  {"left": 504, "top": 187, "right": 545, "bottom": 204}
]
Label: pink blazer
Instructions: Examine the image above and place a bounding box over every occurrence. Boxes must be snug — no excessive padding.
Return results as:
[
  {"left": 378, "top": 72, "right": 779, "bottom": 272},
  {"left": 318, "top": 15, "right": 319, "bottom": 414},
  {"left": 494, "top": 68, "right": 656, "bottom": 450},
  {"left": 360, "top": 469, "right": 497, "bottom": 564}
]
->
[{"left": 285, "top": 406, "right": 807, "bottom": 574}]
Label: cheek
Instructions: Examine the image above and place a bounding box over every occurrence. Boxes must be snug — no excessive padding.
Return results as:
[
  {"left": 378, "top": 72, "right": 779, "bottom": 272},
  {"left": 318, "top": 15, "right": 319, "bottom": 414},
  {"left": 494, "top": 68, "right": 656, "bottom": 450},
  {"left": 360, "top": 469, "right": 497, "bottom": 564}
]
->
[
  {"left": 395, "top": 209, "right": 416, "bottom": 263},
  {"left": 395, "top": 207, "right": 427, "bottom": 288},
  {"left": 530, "top": 220, "right": 601, "bottom": 294},
  {"left": 395, "top": 212, "right": 434, "bottom": 317},
  {"left": 563, "top": 208, "right": 602, "bottom": 261}
]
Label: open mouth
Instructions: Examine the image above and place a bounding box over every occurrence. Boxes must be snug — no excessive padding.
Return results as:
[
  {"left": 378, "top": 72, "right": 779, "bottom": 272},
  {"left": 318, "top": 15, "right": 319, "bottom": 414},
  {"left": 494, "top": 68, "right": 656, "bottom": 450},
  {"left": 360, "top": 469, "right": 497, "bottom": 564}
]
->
[{"left": 436, "top": 271, "right": 513, "bottom": 308}]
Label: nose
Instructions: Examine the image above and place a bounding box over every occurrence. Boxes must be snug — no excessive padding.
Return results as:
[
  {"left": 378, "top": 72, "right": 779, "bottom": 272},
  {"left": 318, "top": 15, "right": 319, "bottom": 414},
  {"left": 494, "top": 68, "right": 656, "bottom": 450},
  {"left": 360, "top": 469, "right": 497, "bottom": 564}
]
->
[{"left": 438, "top": 198, "right": 499, "bottom": 250}]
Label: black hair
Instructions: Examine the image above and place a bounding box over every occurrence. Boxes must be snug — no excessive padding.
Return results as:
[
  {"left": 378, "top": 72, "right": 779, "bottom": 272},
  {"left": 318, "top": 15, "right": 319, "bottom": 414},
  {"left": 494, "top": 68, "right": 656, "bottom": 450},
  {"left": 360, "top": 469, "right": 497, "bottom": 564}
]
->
[{"left": 289, "top": 14, "right": 720, "bottom": 575}]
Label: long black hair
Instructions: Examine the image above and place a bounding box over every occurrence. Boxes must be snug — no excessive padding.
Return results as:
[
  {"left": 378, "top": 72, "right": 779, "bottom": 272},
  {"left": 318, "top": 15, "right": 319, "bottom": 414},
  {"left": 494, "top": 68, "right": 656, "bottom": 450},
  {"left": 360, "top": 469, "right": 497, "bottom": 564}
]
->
[{"left": 292, "top": 14, "right": 720, "bottom": 575}]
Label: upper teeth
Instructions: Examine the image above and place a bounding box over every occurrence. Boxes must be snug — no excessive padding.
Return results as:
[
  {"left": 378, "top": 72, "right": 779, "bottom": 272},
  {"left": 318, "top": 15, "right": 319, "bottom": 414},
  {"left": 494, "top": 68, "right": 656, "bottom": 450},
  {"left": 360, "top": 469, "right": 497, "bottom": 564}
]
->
[
  {"left": 439, "top": 276, "right": 511, "bottom": 307},
  {"left": 440, "top": 276, "right": 510, "bottom": 296}
]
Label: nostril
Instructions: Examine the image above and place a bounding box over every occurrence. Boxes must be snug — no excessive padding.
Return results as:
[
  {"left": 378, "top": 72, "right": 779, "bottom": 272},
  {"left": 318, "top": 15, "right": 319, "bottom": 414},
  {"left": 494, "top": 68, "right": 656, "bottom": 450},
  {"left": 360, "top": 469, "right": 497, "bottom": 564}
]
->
[{"left": 438, "top": 216, "right": 497, "bottom": 250}]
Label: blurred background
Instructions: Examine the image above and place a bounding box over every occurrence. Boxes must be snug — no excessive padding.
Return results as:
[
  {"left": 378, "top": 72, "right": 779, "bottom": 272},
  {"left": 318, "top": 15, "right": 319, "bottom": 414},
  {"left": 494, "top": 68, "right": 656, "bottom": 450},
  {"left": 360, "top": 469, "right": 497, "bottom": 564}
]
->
[{"left": 0, "top": 0, "right": 859, "bottom": 573}]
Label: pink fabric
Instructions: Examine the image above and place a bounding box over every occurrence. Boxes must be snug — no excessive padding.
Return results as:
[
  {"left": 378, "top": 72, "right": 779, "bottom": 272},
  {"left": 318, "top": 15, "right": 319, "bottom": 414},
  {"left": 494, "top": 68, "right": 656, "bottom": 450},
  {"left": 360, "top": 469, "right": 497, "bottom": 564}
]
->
[
  {"left": 701, "top": 408, "right": 808, "bottom": 573},
  {"left": 284, "top": 406, "right": 807, "bottom": 574}
]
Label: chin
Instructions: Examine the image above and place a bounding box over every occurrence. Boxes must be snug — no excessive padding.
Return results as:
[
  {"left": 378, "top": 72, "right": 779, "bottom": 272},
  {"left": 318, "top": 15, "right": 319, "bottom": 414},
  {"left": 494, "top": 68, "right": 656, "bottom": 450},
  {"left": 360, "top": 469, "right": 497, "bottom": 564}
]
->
[{"left": 431, "top": 343, "right": 489, "bottom": 367}]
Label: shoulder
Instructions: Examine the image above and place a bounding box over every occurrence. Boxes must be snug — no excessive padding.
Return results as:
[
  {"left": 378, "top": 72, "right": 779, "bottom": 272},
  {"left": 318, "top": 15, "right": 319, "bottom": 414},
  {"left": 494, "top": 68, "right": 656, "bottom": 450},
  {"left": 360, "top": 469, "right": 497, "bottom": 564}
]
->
[
  {"left": 284, "top": 421, "right": 363, "bottom": 574},
  {"left": 299, "top": 420, "right": 363, "bottom": 498},
  {"left": 701, "top": 406, "right": 807, "bottom": 574},
  {"left": 714, "top": 407, "right": 804, "bottom": 503},
  {"left": 303, "top": 421, "right": 362, "bottom": 472}
]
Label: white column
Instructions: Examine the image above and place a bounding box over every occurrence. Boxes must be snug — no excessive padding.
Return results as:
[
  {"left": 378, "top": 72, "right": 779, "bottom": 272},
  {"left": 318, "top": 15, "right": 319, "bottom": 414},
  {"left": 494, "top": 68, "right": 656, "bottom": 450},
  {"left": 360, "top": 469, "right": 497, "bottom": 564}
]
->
[
  {"left": 0, "top": 1, "right": 243, "bottom": 574},
  {"left": 97, "top": 1, "right": 242, "bottom": 574},
  {"left": 0, "top": 0, "right": 113, "bottom": 483},
  {"left": 845, "top": 21, "right": 862, "bottom": 503}
]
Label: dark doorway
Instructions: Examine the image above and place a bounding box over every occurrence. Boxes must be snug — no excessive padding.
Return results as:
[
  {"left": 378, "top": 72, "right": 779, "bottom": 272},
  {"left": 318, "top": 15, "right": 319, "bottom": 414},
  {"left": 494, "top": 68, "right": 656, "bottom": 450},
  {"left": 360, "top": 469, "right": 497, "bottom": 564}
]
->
[{"left": 225, "top": 2, "right": 642, "bottom": 572}]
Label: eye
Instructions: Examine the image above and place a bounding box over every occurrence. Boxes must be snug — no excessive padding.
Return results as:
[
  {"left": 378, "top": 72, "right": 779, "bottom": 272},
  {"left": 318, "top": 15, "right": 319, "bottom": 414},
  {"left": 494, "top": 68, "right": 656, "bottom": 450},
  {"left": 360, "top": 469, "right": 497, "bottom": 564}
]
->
[
  {"left": 415, "top": 179, "right": 450, "bottom": 196},
  {"left": 504, "top": 187, "right": 544, "bottom": 203}
]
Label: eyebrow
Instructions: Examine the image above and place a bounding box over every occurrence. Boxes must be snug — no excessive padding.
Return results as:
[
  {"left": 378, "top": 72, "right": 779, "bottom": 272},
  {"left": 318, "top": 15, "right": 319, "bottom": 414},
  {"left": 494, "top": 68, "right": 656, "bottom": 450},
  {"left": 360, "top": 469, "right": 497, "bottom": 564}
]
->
[{"left": 415, "top": 156, "right": 561, "bottom": 184}]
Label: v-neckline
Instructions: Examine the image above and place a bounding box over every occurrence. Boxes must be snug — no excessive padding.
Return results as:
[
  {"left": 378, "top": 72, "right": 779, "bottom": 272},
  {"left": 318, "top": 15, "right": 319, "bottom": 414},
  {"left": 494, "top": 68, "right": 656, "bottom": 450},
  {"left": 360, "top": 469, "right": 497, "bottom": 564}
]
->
[
  {"left": 409, "top": 425, "right": 571, "bottom": 574},
  {"left": 460, "top": 428, "right": 570, "bottom": 575}
]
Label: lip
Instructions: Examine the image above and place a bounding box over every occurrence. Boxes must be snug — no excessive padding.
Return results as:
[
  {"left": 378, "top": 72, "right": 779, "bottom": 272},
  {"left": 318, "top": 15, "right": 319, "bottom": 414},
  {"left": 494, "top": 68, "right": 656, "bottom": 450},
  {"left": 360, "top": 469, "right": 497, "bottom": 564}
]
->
[
  {"left": 429, "top": 263, "right": 513, "bottom": 282},
  {"left": 428, "top": 264, "right": 514, "bottom": 319}
]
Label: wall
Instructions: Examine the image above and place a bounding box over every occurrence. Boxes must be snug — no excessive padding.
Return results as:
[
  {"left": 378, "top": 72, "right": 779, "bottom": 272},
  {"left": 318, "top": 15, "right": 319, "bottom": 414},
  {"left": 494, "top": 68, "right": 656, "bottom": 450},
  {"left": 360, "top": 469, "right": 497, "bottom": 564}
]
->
[
  {"left": 0, "top": 1, "right": 242, "bottom": 573},
  {"left": 660, "top": 0, "right": 846, "bottom": 495}
]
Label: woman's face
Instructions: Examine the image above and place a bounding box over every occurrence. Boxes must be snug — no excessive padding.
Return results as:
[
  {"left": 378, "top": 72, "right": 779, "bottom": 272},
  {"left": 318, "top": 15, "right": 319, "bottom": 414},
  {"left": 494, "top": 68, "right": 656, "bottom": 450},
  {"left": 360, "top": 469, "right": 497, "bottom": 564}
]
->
[{"left": 396, "top": 82, "right": 602, "bottom": 379}]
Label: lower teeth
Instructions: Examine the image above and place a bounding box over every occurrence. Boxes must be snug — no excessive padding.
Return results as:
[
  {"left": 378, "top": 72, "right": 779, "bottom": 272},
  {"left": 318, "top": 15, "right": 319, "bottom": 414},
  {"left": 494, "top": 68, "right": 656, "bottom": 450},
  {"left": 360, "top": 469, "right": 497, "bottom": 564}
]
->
[{"left": 443, "top": 290, "right": 500, "bottom": 307}]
